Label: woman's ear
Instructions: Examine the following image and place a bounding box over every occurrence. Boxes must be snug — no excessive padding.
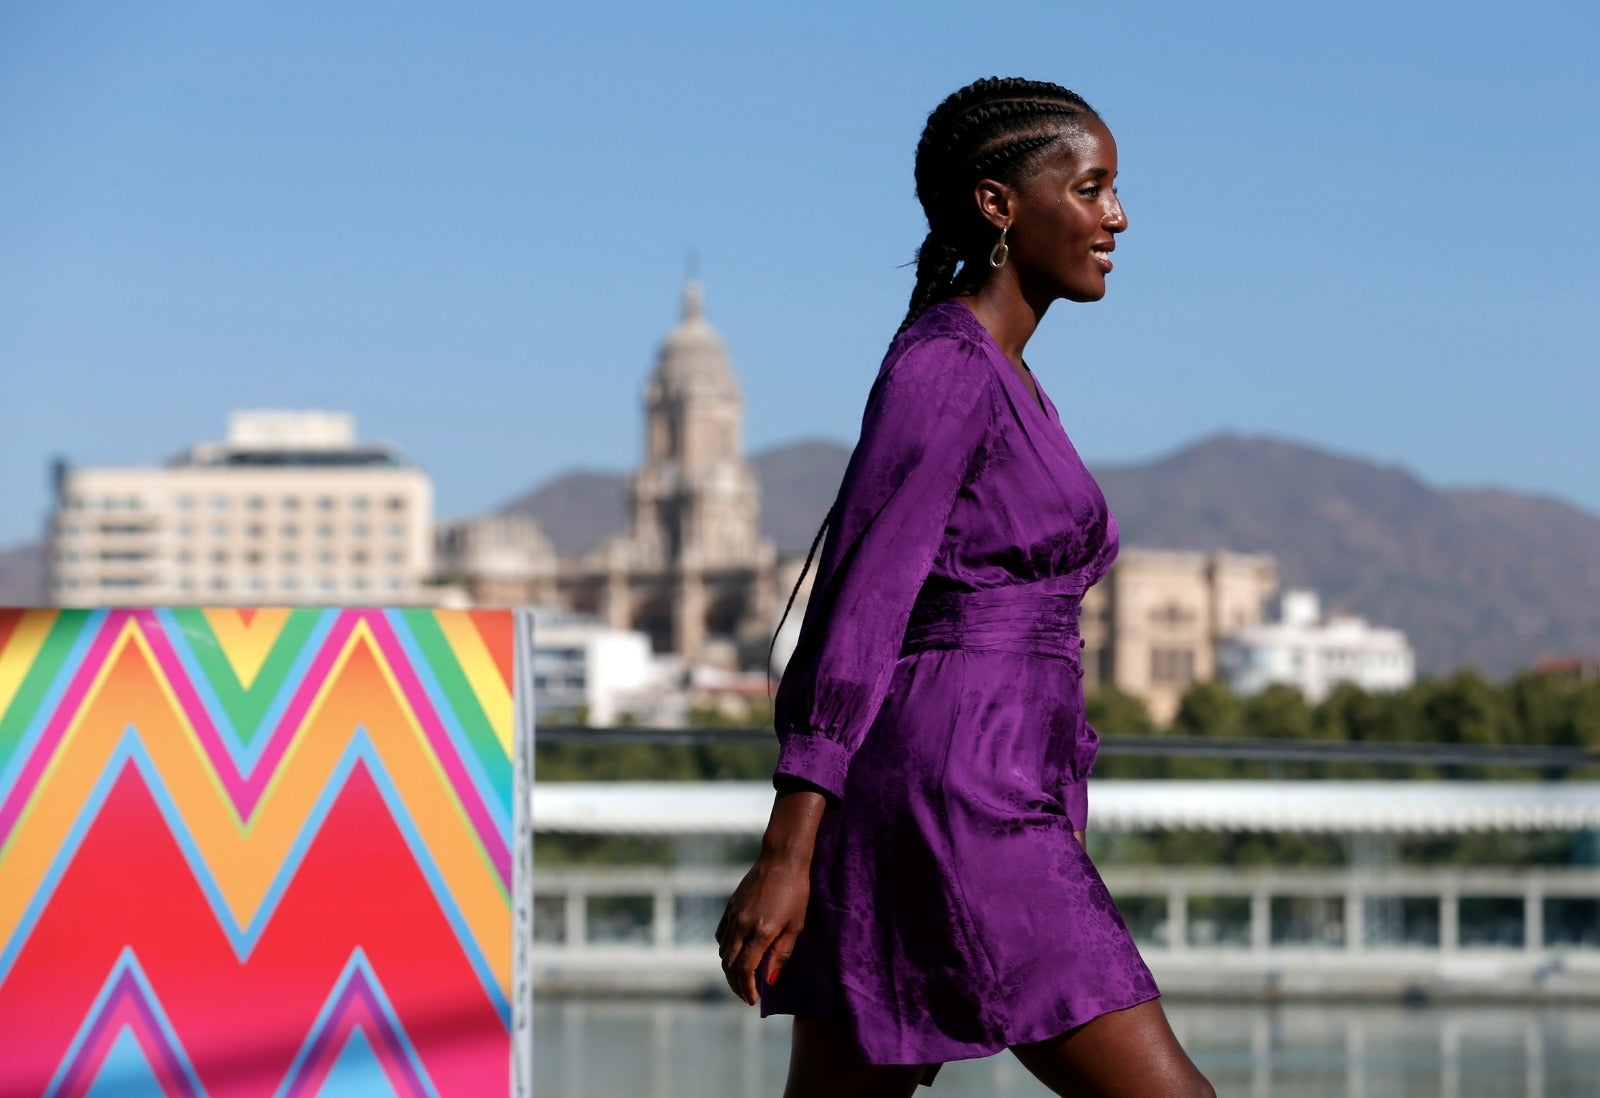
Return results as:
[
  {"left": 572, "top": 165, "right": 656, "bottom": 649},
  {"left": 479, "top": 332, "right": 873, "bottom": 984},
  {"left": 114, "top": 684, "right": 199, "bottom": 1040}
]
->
[{"left": 973, "top": 178, "right": 1015, "bottom": 232}]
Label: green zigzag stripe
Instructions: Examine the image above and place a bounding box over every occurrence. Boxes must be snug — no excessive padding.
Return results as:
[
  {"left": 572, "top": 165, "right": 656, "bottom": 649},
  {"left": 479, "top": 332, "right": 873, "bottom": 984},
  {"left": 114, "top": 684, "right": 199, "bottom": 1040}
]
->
[{"left": 166, "top": 609, "right": 324, "bottom": 747}]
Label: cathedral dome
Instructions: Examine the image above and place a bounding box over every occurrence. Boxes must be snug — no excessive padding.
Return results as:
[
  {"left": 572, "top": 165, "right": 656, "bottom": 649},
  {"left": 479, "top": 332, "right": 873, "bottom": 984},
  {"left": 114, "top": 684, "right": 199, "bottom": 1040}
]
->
[{"left": 651, "top": 280, "right": 740, "bottom": 400}]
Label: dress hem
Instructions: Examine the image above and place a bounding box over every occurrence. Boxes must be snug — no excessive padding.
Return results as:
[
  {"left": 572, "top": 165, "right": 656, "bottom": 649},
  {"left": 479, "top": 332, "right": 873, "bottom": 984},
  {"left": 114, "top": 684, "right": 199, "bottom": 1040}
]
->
[{"left": 765, "top": 984, "right": 1164, "bottom": 1071}]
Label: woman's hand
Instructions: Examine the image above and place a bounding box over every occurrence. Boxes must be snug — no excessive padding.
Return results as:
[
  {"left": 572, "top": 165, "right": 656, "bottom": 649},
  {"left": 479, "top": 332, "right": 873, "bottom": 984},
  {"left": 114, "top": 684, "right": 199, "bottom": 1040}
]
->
[
  {"left": 715, "top": 785, "right": 827, "bottom": 1005},
  {"left": 716, "top": 850, "right": 810, "bottom": 1004}
]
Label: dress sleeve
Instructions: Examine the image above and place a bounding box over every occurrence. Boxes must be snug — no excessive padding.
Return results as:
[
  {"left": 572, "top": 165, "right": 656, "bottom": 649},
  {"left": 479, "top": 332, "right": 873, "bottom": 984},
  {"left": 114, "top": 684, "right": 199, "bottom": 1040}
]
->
[{"left": 772, "top": 331, "right": 996, "bottom": 800}]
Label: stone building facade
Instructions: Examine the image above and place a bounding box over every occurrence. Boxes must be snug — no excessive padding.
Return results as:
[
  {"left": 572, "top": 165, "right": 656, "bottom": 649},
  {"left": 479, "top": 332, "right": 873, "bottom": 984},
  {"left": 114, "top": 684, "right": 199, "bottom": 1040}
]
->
[{"left": 1080, "top": 549, "right": 1279, "bottom": 722}]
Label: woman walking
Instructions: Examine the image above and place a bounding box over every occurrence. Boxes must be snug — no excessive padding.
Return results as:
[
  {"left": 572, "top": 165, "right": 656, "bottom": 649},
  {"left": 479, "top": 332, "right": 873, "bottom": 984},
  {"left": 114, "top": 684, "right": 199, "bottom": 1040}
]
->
[{"left": 717, "top": 77, "right": 1214, "bottom": 1097}]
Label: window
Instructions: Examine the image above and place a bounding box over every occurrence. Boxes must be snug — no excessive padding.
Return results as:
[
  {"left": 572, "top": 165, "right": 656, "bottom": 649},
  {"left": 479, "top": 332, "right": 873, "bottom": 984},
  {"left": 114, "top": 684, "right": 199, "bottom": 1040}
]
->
[
  {"left": 281, "top": 550, "right": 299, "bottom": 564},
  {"left": 281, "top": 497, "right": 300, "bottom": 511},
  {"left": 317, "top": 497, "right": 336, "bottom": 511},
  {"left": 385, "top": 496, "right": 405, "bottom": 512},
  {"left": 316, "top": 523, "right": 334, "bottom": 538},
  {"left": 351, "top": 523, "right": 370, "bottom": 538},
  {"left": 386, "top": 523, "right": 405, "bottom": 539},
  {"left": 281, "top": 523, "right": 299, "bottom": 538},
  {"left": 212, "top": 550, "right": 228, "bottom": 564},
  {"left": 211, "top": 522, "right": 228, "bottom": 538},
  {"left": 1151, "top": 648, "right": 1196, "bottom": 685},
  {"left": 211, "top": 496, "right": 230, "bottom": 512},
  {"left": 247, "top": 496, "right": 265, "bottom": 511},
  {"left": 351, "top": 497, "right": 370, "bottom": 512},
  {"left": 175, "top": 496, "right": 194, "bottom": 511}
]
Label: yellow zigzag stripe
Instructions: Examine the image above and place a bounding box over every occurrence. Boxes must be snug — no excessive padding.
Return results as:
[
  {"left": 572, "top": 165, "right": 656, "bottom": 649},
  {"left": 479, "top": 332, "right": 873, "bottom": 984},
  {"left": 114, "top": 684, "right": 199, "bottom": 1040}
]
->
[
  {"left": 0, "top": 617, "right": 509, "bottom": 997},
  {"left": 200, "top": 607, "right": 294, "bottom": 690},
  {"left": 434, "top": 612, "right": 513, "bottom": 755},
  {"left": 0, "top": 610, "right": 58, "bottom": 719}
]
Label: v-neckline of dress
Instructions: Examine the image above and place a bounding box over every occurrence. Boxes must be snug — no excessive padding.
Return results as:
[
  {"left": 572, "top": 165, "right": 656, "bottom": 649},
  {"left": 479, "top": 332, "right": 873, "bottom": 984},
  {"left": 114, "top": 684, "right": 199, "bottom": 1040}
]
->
[{"left": 944, "top": 298, "right": 1057, "bottom": 425}]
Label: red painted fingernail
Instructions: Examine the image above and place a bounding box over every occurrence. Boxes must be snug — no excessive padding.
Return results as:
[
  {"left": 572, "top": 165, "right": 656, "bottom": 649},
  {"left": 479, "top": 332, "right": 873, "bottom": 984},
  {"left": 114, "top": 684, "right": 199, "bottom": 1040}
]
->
[{"left": 767, "top": 968, "right": 779, "bottom": 985}]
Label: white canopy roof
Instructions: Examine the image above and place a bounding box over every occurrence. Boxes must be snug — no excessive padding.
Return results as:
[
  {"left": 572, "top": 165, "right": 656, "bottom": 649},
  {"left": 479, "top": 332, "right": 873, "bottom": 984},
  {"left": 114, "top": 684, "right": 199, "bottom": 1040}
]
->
[{"left": 531, "top": 781, "right": 1600, "bottom": 836}]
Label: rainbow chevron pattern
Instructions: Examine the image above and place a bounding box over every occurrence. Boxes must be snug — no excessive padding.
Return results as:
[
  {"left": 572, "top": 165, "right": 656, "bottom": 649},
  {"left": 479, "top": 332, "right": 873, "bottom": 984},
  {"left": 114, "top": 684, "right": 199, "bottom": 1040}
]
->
[{"left": 0, "top": 607, "right": 533, "bottom": 1097}]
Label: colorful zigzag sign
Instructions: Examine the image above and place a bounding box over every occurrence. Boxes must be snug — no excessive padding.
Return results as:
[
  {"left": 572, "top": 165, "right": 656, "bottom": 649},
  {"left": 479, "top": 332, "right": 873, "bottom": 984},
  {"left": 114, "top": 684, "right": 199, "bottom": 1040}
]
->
[{"left": 0, "top": 607, "right": 533, "bottom": 1097}]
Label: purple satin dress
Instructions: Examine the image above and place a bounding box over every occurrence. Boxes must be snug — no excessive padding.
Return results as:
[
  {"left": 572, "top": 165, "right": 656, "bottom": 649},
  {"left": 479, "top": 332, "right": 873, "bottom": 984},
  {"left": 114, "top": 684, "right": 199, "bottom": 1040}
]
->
[{"left": 759, "top": 298, "right": 1159, "bottom": 1070}]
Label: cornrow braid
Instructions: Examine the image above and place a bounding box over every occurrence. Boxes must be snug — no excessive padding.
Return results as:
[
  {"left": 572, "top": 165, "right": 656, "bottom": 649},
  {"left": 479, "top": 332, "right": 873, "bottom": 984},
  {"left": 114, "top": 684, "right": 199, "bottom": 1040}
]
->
[{"left": 895, "top": 229, "right": 963, "bottom": 338}]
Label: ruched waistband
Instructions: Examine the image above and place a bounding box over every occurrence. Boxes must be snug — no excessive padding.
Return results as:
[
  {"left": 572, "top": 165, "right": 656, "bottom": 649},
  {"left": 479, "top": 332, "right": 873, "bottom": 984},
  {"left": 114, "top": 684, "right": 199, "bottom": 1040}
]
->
[{"left": 901, "top": 583, "right": 1084, "bottom": 663}]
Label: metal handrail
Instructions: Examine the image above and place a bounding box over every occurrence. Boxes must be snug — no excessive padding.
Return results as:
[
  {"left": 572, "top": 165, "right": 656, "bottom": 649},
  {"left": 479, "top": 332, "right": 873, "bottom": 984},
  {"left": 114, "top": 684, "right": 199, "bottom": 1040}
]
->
[{"left": 535, "top": 725, "right": 1600, "bottom": 772}]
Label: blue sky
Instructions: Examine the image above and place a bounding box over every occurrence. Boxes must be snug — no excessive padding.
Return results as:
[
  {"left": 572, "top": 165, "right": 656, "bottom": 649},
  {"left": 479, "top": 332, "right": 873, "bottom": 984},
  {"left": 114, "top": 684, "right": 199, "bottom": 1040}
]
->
[{"left": 3, "top": 1, "right": 1597, "bottom": 547}]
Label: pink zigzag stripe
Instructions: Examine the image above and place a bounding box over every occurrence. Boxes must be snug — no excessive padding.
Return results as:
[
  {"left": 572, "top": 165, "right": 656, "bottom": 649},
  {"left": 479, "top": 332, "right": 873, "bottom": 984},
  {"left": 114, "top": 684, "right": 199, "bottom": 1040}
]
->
[
  {"left": 0, "top": 609, "right": 131, "bottom": 849},
  {"left": 281, "top": 964, "right": 432, "bottom": 1097},
  {"left": 53, "top": 963, "right": 200, "bottom": 1098}
]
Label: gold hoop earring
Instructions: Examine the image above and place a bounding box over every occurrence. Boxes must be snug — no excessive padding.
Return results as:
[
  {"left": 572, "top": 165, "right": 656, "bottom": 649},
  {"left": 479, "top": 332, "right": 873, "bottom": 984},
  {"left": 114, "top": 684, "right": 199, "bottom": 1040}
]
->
[{"left": 988, "top": 225, "right": 1010, "bottom": 269}]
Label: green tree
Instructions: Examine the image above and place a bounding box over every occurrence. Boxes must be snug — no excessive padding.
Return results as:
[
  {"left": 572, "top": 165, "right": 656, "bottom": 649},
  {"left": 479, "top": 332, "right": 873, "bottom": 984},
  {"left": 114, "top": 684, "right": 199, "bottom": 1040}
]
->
[
  {"left": 1168, "top": 680, "right": 1241, "bottom": 778},
  {"left": 1085, "top": 685, "right": 1157, "bottom": 736},
  {"left": 1085, "top": 685, "right": 1160, "bottom": 778}
]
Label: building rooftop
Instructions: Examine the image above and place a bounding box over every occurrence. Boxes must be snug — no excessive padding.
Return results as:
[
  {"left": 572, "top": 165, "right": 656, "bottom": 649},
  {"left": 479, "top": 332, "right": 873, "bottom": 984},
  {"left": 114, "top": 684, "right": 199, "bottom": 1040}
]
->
[{"left": 170, "top": 411, "right": 408, "bottom": 469}]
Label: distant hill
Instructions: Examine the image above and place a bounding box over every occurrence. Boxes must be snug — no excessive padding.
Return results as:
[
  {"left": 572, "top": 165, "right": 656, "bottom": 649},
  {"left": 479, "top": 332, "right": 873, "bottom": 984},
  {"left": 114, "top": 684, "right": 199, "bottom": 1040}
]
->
[
  {"left": 0, "top": 541, "right": 45, "bottom": 606},
  {"left": 504, "top": 433, "right": 1600, "bottom": 676},
  {"left": 1092, "top": 434, "right": 1600, "bottom": 675},
  {"left": 751, "top": 440, "right": 851, "bottom": 554}
]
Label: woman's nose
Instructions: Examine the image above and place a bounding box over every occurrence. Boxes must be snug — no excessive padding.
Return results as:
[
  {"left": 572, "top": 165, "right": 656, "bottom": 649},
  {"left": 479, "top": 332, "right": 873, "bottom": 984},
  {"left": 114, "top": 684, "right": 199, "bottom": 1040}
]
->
[{"left": 1105, "top": 196, "right": 1128, "bottom": 232}]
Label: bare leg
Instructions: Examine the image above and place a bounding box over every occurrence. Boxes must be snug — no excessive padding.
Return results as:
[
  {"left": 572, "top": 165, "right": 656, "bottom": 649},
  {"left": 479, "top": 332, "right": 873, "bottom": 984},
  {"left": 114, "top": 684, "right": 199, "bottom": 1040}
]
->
[
  {"left": 1010, "top": 999, "right": 1214, "bottom": 1098},
  {"left": 782, "top": 1017, "right": 930, "bottom": 1098}
]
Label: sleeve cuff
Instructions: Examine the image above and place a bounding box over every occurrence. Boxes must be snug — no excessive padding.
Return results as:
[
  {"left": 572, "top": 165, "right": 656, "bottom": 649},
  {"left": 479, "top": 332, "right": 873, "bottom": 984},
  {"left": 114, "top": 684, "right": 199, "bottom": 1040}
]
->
[
  {"left": 774, "top": 734, "right": 852, "bottom": 801},
  {"left": 1063, "top": 779, "right": 1088, "bottom": 832}
]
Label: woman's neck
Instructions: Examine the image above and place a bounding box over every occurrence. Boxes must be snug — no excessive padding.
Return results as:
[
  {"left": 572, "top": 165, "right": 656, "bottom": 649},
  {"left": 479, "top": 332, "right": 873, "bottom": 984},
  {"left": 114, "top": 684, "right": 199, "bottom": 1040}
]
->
[{"left": 954, "top": 277, "right": 1048, "bottom": 367}]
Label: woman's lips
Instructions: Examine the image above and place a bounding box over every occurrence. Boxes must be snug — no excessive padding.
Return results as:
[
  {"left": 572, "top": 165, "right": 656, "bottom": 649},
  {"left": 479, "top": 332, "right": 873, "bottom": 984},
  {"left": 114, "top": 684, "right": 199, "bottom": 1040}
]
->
[{"left": 1091, "top": 248, "right": 1113, "bottom": 273}]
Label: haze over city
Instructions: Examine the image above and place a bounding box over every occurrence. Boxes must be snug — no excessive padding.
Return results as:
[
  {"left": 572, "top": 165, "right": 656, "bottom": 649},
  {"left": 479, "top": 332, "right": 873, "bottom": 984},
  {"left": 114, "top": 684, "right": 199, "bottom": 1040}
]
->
[{"left": 3, "top": 1, "right": 1597, "bottom": 549}]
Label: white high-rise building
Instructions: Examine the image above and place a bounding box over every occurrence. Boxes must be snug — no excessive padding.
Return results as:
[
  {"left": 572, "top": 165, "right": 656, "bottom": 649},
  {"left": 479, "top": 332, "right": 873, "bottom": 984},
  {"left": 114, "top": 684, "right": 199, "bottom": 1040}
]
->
[
  {"left": 1218, "top": 589, "right": 1415, "bottom": 702},
  {"left": 46, "top": 411, "right": 433, "bottom": 606}
]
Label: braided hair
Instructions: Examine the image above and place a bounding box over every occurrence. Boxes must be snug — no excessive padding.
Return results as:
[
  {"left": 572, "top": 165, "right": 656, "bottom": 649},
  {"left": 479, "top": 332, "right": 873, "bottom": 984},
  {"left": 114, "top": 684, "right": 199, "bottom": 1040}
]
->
[{"left": 770, "top": 78, "right": 1097, "bottom": 685}]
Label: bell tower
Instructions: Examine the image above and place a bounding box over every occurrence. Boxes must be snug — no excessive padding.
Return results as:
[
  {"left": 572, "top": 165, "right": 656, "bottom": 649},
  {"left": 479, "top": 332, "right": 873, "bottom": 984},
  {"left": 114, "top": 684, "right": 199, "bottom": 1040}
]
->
[{"left": 628, "top": 280, "right": 761, "bottom": 569}]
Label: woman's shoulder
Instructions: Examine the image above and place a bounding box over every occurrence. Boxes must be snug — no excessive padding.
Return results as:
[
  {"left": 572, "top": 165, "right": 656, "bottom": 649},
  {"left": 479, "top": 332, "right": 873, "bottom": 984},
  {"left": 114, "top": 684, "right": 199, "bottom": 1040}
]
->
[{"left": 879, "top": 298, "right": 997, "bottom": 388}]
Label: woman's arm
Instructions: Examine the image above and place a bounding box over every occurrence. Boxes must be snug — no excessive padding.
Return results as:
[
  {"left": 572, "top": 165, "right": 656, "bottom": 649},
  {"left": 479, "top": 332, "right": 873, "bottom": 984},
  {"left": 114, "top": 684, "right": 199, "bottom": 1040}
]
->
[{"left": 715, "top": 781, "right": 827, "bottom": 1004}]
